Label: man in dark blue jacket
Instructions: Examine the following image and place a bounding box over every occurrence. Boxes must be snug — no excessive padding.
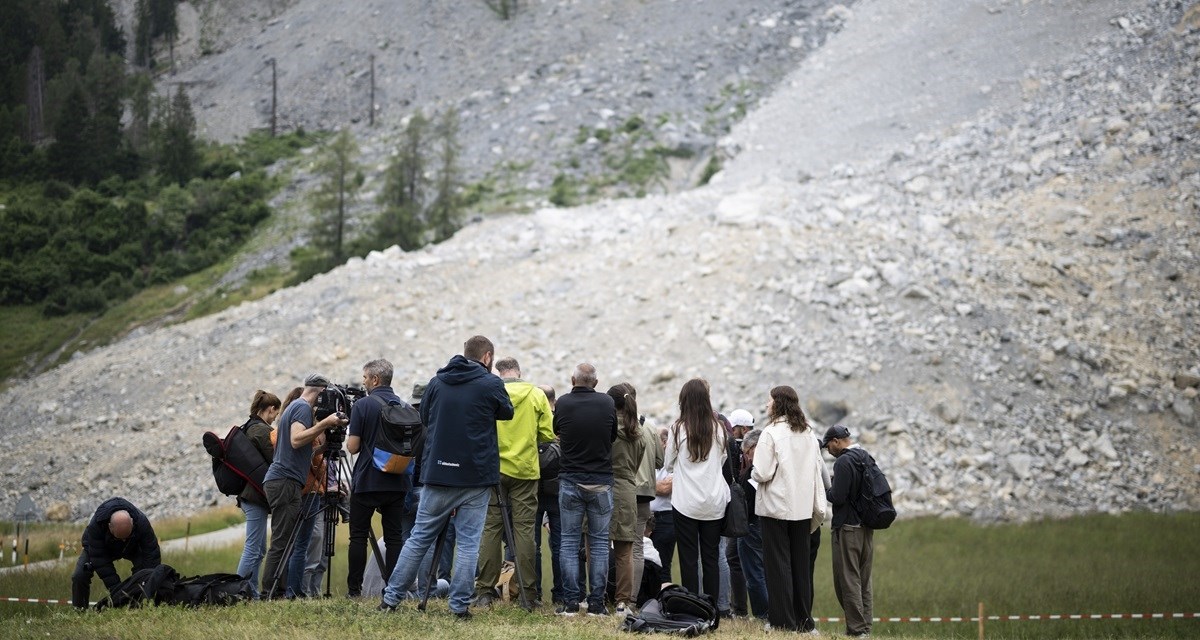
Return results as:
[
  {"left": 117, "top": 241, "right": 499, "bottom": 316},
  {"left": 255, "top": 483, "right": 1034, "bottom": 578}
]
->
[
  {"left": 380, "top": 335, "right": 514, "bottom": 618},
  {"left": 72, "top": 497, "right": 161, "bottom": 609}
]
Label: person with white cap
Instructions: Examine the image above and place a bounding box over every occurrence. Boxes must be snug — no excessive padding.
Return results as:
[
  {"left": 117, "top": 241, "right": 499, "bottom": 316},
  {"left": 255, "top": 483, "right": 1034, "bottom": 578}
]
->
[{"left": 261, "top": 372, "right": 348, "bottom": 598}]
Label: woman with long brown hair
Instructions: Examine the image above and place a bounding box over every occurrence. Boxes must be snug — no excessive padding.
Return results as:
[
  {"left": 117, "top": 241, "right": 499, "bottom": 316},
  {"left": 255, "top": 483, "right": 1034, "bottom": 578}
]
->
[
  {"left": 235, "top": 389, "right": 281, "bottom": 599},
  {"left": 664, "top": 378, "right": 729, "bottom": 602},
  {"left": 607, "top": 382, "right": 645, "bottom": 614},
  {"left": 751, "top": 385, "right": 826, "bottom": 632}
]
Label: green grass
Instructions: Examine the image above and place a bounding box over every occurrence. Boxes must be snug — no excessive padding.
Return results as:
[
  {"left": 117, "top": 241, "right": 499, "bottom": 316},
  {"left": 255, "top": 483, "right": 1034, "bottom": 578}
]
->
[
  {"left": 1, "top": 512, "right": 1197, "bottom": 638},
  {"left": 0, "top": 305, "right": 91, "bottom": 384}
]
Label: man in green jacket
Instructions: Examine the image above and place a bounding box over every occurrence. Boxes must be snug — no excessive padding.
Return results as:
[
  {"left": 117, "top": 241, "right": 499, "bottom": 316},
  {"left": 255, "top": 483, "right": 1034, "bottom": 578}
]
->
[{"left": 474, "top": 357, "right": 555, "bottom": 609}]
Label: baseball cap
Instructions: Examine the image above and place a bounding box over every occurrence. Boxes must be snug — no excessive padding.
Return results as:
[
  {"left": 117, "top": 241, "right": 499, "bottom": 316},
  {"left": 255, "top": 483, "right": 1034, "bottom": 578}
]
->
[
  {"left": 304, "top": 372, "right": 331, "bottom": 388},
  {"left": 820, "top": 424, "right": 851, "bottom": 448},
  {"left": 409, "top": 382, "right": 428, "bottom": 404},
  {"left": 729, "top": 409, "right": 755, "bottom": 427}
]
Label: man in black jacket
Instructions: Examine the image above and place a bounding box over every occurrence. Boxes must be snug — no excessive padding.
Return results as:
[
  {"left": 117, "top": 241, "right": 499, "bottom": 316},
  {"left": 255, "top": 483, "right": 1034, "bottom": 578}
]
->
[
  {"left": 380, "top": 335, "right": 514, "bottom": 618},
  {"left": 823, "top": 425, "right": 873, "bottom": 638},
  {"left": 72, "top": 497, "right": 161, "bottom": 609},
  {"left": 552, "top": 362, "right": 617, "bottom": 616}
]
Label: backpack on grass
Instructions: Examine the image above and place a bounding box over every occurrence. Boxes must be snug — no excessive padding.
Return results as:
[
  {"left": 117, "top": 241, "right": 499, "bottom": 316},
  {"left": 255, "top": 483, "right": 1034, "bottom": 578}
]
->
[
  {"left": 620, "top": 584, "right": 718, "bottom": 635},
  {"left": 171, "top": 573, "right": 254, "bottom": 606},
  {"left": 202, "top": 419, "right": 270, "bottom": 499},
  {"left": 854, "top": 452, "right": 897, "bottom": 530},
  {"left": 95, "top": 564, "right": 179, "bottom": 610},
  {"left": 370, "top": 395, "right": 425, "bottom": 474}
]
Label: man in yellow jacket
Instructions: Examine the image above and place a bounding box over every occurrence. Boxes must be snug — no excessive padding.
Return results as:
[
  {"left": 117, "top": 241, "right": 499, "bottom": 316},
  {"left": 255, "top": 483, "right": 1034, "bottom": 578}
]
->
[{"left": 474, "top": 357, "right": 556, "bottom": 609}]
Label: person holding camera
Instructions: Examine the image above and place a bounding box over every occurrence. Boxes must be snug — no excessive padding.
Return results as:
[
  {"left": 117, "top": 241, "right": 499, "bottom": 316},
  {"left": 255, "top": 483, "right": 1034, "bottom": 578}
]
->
[
  {"left": 380, "top": 336, "right": 514, "bottom": 618},
  {"left": 345, "top": 359, "right": 412, "bottom": 598},
  {"left": 261, "top": 373, "right": 348, "bottom": 599}
]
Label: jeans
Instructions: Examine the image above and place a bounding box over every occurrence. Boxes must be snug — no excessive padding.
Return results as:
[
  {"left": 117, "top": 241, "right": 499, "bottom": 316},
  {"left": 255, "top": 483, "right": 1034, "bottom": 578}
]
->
[
  {"left": 738, "top": 519, "right": 769, "bottom": 618},
  {"left": 286, "top": 494, "right": 321, "bottom": 597},
  {"left": 303, "top": 505, "right": 326, "bottom": 597},
  {"left": 717, "top": 536, "right": 731, "bottom": 613},
  {"left": 347, "top": 490, "right": 406, "bottom": 596},
  {"left": 382, "top": 485, "right": 490, "bottom": 614},
  {"left": 558, "top": 480, "right": 613, "bottom": 608},
  {"left": 650, "top": 509, "right": 676, "bottom": 583},
  {"left": 236, "top": 500, "right": 269, "bottom": 599},
  {"left": 534, "top": 497, "right": 562, "bottom": 603}
]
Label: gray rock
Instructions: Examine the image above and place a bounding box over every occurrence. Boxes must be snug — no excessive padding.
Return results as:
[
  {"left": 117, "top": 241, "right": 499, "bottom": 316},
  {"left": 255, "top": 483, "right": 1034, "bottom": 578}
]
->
[
  {"left": 806, "top": 399, "right": 850, "bottom": 426},
  {"left": 1175, "top": 372, "right": 1200, "bottom": 389},
  {"left": 1008, "top": 454, "right": 1034, "bottom": 480},
  {"left": 831, "top": 361, "right": 856, "bottom": 379}
]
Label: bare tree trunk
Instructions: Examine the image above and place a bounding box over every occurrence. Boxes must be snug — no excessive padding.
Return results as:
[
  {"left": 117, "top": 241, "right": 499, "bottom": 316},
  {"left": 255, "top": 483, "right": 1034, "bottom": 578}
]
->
[{"left": 26, "top": 46, "right": 45, "bottom": 143}]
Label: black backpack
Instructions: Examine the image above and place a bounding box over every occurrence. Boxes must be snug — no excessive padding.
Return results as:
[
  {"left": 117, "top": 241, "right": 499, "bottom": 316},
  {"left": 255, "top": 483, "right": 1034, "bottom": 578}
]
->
[
  {"left": 620, "top": 584, "right": 718, "bottom": 635},
  {"left": 95, "top": 564, "right": 179, "bottom": 610},
  {"left": 170, "top": 573, "right": 254, "bottom": 607},
  {"left": 854, "top": 451, "right": 897, "bottom": 530},
  {"left": 202, "top": 419, "right": 271, "bottom": 499},
  {"left": 370, "top": 395, "right": 424, "bottom": 474}
]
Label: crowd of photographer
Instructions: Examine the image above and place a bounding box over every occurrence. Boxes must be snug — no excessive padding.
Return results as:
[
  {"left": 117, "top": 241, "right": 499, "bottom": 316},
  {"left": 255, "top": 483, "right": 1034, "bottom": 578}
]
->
[{"left": 75, "top": 334, "right": 886, "bottom": 636}]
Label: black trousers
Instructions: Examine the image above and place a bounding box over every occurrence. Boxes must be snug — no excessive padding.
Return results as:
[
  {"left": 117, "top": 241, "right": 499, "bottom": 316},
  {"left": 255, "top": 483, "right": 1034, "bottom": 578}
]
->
[
  {"left": 761, "top": 516, "right": 814, "bottom": 632},
  {"left": 727, "top": 534, "right": 748, "bottom": 615},
  {"left": 650, "top": 510, "right": 676, "bottom": 583},
  {"left": 672, "top": 509, "right": 722, "bottom": 601},
  {"left": 346, "top": 490, "right": 406, "bottom": 596},
  {"left": 808, "top": 528, "right": 821, "bottom": 616},
  {"left": 71, "top": 549, "right": 153, "bottom": 609}
]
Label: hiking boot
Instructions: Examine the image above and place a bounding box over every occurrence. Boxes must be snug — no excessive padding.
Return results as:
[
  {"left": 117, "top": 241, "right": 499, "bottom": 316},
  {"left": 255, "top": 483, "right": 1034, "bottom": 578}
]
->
[
  {"left": 454, "top": 609, "right": 473, "bottom": 620},
  {"left": 377, "top": 600, "right": 397, "bottom": 612},
  {"left": 473, "top": 592, "right": 497, "bottom": 608},
  {"left": 555, "top": 602, "right": 580, "bottom": 616},
  {"left": 587, "top": 603, "right": 610, "bottom": 616}
]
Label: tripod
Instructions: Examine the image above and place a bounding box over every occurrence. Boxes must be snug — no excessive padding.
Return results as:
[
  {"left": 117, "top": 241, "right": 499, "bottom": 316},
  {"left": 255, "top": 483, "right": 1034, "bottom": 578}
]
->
[{"left": 266, "top": 443, "right": 384, "bottom": 599}]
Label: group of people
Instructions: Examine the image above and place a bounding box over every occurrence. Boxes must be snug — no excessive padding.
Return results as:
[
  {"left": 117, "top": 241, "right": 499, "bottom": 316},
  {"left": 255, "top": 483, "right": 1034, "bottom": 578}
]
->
[{"left": 71, "top": 334, "right": 880, "bottom": 637}]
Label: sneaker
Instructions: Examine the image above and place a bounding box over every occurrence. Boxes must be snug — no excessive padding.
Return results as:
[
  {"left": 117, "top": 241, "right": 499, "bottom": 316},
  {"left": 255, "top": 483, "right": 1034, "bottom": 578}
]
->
[
  {"left": 555, "top": 602, "right": 580, "bottom": 616},
  {"left": 587, "top": 603, "right": 610, "bottom": 616},
  {"left": 615, "top": 602, "right": 629, "bottom": 615},
  {"left": 454, "top": 609, "right": 473, "bottom": 620},
  {"left": 377, "top": 600, "right": 397, "bottom": 612}
]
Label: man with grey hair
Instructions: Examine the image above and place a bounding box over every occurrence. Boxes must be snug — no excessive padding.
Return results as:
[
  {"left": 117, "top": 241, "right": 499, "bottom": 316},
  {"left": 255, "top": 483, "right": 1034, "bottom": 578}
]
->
[
  {"left": 738, "top": 427, "right": 769, "bottom": 619},
  {"left": 345, "top": 358, "right": 411, "bottom": 597},
  {"left": 262, "top": 373, "right": 349, "bottom": 598},
  {"left": 553, "top": 363, "right": 618, "bottom": 616}
]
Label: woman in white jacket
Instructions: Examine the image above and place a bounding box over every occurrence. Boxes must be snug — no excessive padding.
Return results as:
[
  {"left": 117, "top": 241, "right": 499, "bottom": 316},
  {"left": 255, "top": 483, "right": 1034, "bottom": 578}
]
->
[{"left": 751, "top": 385, "right": 826, "bottom": 632}]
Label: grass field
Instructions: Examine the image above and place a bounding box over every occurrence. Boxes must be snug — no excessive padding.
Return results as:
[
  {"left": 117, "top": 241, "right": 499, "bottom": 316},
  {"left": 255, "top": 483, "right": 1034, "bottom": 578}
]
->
[{"left": 1, "top": 511, "right": 1197, "bottom": 639}]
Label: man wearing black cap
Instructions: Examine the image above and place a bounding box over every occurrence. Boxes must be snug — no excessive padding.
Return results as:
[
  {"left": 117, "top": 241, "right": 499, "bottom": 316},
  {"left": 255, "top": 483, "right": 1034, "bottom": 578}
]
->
[
  {"left": 822, "top": 424, "right": 873, "bottom": 638},
  {"left": 261, "top": 373, "right": 349, "bottom": 598}
]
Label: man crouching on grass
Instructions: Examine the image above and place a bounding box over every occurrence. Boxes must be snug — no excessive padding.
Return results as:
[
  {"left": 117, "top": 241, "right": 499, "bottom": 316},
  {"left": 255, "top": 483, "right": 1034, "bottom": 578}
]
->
[{"left": 379, "top": 335, "right": 514, "bottom": 619}]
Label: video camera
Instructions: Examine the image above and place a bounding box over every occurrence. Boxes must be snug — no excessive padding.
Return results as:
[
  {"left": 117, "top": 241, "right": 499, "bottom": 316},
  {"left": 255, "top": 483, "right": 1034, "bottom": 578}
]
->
[{"left": 314, "top": 383, "right": 366, "bottom": 451}]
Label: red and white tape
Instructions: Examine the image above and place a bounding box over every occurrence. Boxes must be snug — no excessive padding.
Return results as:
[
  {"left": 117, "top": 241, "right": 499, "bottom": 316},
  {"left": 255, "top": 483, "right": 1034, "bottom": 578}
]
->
[{"left": 811, "top": 613, "right": 1200, "bottom": 623}]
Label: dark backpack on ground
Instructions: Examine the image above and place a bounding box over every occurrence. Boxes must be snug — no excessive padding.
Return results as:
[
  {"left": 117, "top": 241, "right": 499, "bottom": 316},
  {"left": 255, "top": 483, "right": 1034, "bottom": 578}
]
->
[
  {"left": 95, "top": 564, "right": 179, "bottom": 610},
  {"left": 621, "top": 584, "right": 718, "bottom": 635},
  {"left": 370, "top": 395, "right": 424, "bottom": 474},
  {"left": 854, "top": 451, "right": 897, "bottom": 530},
  {"left": 170, "top": 573, "right": 254, "bottom": 606},
  {"left": 202, "top": 419, "right": 270, "bottom": 499}
]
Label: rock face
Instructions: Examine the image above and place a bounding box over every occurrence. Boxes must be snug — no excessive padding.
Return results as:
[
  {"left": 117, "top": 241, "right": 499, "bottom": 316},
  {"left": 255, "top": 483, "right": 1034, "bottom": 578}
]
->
[{"left": 3, "top": 0, "right": 1199, "bottom": 523}]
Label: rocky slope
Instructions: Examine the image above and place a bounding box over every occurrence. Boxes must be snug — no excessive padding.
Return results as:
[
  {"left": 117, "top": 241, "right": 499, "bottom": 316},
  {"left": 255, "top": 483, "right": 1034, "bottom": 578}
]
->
[{"left": 3, "top": 0, "right": 1198, "bottom": 522}]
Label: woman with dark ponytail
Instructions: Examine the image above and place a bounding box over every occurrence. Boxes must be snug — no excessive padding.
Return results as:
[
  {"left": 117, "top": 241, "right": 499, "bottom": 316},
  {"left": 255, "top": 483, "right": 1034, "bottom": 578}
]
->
[
  {"left": 607, "top": 382, "right": 645, "bottom": 614},
  {"left": 235, "top": 389, "right": 281, "bottom": 599}
]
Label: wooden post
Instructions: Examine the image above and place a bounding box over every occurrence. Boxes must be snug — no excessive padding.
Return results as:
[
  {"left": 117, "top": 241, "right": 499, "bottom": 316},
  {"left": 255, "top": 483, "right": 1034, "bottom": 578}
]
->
[
  {"left": 185, "top": 521, "right": 191, "bottom": 553},
  {"left": 369, "top": 54, "right": 375, "bottom": 126},
  {"left": 270, "top": 58, "right": 277, "bottom": 137},
  {"left": 978, "top": 601, "right": 985, "bottom": 640}
]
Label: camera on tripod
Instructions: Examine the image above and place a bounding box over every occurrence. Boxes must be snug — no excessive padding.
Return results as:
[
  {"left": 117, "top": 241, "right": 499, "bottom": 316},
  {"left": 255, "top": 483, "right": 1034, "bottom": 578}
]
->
[{"left": 314, "top": 383, "right": 366, "bottom": 452}]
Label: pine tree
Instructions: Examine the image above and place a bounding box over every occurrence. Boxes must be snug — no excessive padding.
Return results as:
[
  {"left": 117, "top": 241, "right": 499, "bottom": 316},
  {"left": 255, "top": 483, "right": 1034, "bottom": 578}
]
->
[
  {"left": 426, "top": 108, "right": 463, "bottom": 244},
  {"left": 310, "top": 128, "right": 360, "bottom": 265},
  {"left": 376, "top": 112, "right": 428, "bottom": 251},
  {"left": 156, "top": 84, "right": 197, "bottom": 185}
]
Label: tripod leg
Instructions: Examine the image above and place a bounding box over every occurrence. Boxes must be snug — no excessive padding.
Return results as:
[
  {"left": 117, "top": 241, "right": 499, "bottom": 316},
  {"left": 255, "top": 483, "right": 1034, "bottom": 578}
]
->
[
  {"left": 367, "top": 525, "right": 387, "bottom": 576},
  {"left": 496, "top": 484, "right": 531, "bottom": 610},
  {"left": 419, "top": 519, "right": 449, "bottom": 612}
]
